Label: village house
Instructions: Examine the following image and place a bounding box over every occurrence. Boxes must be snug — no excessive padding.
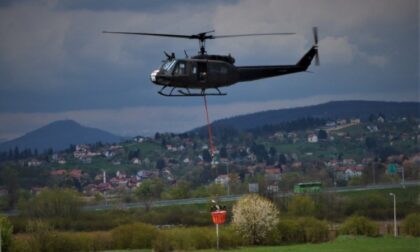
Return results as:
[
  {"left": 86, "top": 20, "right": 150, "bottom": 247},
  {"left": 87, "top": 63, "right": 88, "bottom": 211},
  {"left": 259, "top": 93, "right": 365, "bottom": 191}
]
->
[
  {"left": 335, "top": 165, "right": 364, "bottom": 180},
  {"left": 266, "top": 184, "right": 279, "bottom": 193},
  {"left": 69, "top": 169, "right": 82, "bottom": 179},
  {"left": 214, "top": 174, "right": 230, "bottom": 187},
  {"left": 50, "top": 169, "right": 66, "bottom": 176},
  {"left": 350, "top": 118, "right": 361, "bottom": 124},
  {"left": 133, "top": 136, "right": 144, "bottom": 143},
  {"left": 307, "top": 133, "right": 318, "bottom": 143},
  {"left": 131, "top": 158, "right": 141, "bottom": 165},
  {"left": 136, "top": 170, "right": 158, "bottom": 180},
  {"left": 58, "top": 159, "right": 67, "bottom": 165},
  {"left": 336, "top": 119, "right": 347, "bottom": 125},
  {"left": 27, "top": 159, "right": 42, "bottom": 167},
  {"left": 264, "top": 168, "right": 282, "bottom": 181},
  {"left": 325, "top": 121, "right": 337, "bottom": 128},
  {"left": 377, "top": 116, "right": 385, "bottom": 123}
]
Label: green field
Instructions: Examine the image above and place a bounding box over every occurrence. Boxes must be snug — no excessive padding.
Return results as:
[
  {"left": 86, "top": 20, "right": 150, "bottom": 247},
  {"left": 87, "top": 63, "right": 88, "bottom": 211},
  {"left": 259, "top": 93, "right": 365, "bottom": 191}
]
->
[
  {"left": 103, "top": 236, "right": 420, "bottom": 252},
  {"left": 205, "top": 236, "right": 420, "bottom": 252}
]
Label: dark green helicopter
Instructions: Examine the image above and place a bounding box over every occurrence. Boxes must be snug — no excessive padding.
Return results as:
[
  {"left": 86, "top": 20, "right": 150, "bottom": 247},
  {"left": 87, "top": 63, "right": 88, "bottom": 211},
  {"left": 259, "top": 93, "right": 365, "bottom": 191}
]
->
[{"left": 103, "top": 27, "right": 319, "bottom": 96}]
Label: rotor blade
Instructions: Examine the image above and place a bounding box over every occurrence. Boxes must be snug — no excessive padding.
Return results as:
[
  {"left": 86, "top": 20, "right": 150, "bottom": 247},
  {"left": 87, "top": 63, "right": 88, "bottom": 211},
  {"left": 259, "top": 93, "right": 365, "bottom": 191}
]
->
[
  {"left": 213, "top": 32, "right": 295, "bottom": 39},
  {"left": 315, "top": 53, "right": 320, "bottom": 66},
  {"left": 312, "top": 27, "right": 318, "bottom": 45},
  {"left": 103, "top": 31, "right": 193, "bottom": 39}
]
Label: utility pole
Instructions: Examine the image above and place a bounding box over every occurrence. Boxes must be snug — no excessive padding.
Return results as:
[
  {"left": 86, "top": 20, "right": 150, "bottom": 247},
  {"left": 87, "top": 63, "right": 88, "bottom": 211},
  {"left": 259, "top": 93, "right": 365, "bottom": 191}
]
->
[
  {"left": 227, "top": 165, "right": 230, "bottom": 195},
  {"left": 401, "top": 166, "right": 405, "bottom": 188},
  {"left": 389, "top": 193, "right": 397, "bottom": 237}
]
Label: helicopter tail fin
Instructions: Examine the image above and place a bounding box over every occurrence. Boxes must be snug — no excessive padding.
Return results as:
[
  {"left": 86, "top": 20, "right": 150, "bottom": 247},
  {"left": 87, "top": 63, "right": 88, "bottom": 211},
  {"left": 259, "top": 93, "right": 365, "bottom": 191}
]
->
[
  {"left": 296, "top": 46, "right": 318, "bottom": 70},
  {"left": 297, "top": 27, "right": 319, "bottom": 70}
]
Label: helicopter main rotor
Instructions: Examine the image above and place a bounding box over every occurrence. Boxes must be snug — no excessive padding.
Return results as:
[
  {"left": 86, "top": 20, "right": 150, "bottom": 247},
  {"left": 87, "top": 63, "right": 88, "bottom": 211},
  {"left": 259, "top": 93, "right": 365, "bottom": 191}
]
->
[{"left": 102, "top": 30, "right": 295, "bottom": 55}]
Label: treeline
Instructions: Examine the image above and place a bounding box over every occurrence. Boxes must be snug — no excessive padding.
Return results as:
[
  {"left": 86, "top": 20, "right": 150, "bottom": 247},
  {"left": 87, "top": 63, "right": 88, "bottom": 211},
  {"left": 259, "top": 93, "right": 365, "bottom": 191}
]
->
[
  {"left": 4, "top": 201, "right": 420, "bottom": 252},
  {"left": 248, "top": 117, "right": 327, "bottom": 136},
  {"left": 0, "top": 147, "right": 50, "bottom": 162}
]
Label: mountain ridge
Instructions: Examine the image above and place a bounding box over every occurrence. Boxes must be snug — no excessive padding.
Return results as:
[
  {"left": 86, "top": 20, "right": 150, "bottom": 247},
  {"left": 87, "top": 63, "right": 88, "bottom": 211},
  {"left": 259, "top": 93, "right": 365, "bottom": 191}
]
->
[
  {"left": 191, "top": 100, "right": 420, "bottom": 133},
  {"left": 0, "top": 120, "right": 123, "bottom": 152}
]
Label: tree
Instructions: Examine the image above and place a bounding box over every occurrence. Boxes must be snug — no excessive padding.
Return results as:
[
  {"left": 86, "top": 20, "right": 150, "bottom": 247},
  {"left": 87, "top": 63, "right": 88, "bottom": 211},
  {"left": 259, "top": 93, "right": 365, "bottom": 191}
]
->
[
  {"left": 0, "top": 216, "right": 13, "bottom": 252},
  {"left": 134, "top": 179, "right": 164, "bottom": 211},
  {"left": 202, "top": 149, "right": 212, "bottom": 163},
  {"left": 365, "top": 136, "right": 377, "bottom": 150},
  {"left": 0, "top": 166, "right": 19, "bottom": 209},
  {"left": 161, "top": 181, "right": 191, "bottom": 199},
  {"left": 156, "top": 158, "right": 166, "bottom": 171},
  {"left": 288, "top": 195, "right": 315, "bottom": 216},
  {"left": 278, "top": 153, "right": 288, "bottom": 165},
  {"left": 22, "top": 188, "right": 82, "bottom": 218},
  {"left": 26, "top": 220, "right": 55, "bottom": 252},
  {"left": 220, "top": 146, "right": 228, "bottom": 158},
  {"left": 207, "top": 183, "right": 226, "bottom": 197},
  {"left": 317, "top": 130, "right": 328, "bottom": 140},
  {"left": 269, "top": 147, "right": 277, "bottom": 158},
  {"left": 339, "top": 216, "right": 378, "bottom": 236},
  {"left": 232, "top": 194, "right": 279, "bottom": 245}
]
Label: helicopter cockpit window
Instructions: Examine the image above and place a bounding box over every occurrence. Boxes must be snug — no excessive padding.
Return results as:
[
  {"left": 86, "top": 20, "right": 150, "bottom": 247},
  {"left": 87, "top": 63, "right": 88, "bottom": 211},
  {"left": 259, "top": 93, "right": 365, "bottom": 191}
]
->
[
  {"left": 173, "top": 61, "right": 187, "bottom": 75},
  {"left": 161, "top": 60, "right": 176, "bottom": 72}
]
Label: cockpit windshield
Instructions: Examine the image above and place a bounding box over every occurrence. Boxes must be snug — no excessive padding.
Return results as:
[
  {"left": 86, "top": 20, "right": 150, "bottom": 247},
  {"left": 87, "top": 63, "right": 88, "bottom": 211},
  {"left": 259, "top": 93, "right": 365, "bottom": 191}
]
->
[{"left": 160, "top": 60, "right": 176, "bottom": 72}]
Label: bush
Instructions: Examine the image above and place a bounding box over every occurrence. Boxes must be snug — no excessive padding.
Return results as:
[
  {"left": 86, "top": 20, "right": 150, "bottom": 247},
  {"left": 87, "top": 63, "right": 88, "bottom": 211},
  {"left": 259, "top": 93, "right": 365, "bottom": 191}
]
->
[
  {"left": 269, "top": 217, "right": 329, "bottom": 244},
  {"left": 111, "top": 222, "right": 158, "bottom": 249},
  {"left": 339, "top": 216, "right": 379, "bottom": 236},
  {"left": 269, "top": 219, "right": 301, "bottom": 244},
  {"left": 153, "top": 227, "right": 212, "bottom": 251},
  {"left": 402, "top": 213, "right": 420, "bottom": 236},
  {"left": 153, "top": 226, "right": 242, "bottom": 251},
  {"left": 0, "top": 216, "right": 13, "bottom": 252},
  {"left": 10, "top": 235, "right": 32, "bottom": 252},
  {"left": 25, "top": 219, "right": 55, "bottom": 252},
  {"left": 298, "top": 217, "right": 329, "bottom": 243},
  {"left": 50, "top": 231, "right": 113, "bottom": 252},
  {"left": 11, "top": 231, "right": 113, "bottom": 252},
  {"left": 288, "top": 195, "right": 315, "bottom": 217},
  {"left": 21, "top": 188, "right": 82, "bottom": 219}
]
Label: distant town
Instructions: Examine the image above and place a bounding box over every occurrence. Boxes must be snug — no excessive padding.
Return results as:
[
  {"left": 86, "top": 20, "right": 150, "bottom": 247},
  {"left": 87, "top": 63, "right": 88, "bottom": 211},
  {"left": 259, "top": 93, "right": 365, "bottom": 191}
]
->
[{"left": 0, "top": 113, "right": 418, "bottom": 210}]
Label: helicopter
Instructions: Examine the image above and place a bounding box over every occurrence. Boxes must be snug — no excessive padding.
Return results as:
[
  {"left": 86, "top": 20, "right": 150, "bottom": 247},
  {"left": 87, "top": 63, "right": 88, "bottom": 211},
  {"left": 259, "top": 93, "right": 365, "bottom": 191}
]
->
[{"left": 103, "top": 27, "right": 319, "bottom": 97}]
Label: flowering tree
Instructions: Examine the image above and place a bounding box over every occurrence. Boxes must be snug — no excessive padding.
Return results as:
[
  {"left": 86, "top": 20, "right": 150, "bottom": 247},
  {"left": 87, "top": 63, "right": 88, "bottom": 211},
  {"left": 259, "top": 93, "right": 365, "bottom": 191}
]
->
[{"left": 232, "top": 194, "right": 279, "bottom": 244}]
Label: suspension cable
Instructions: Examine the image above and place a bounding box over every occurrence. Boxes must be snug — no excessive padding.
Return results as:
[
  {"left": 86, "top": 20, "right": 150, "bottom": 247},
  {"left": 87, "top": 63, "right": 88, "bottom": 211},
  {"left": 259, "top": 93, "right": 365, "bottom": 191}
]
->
[{"left": 203, "top": 95, "right": 215, "bottom": 158}]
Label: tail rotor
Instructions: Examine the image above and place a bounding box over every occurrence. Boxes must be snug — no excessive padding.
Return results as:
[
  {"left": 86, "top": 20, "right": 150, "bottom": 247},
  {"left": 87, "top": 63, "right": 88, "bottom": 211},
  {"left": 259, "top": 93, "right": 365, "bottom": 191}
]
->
[{"left": 312, "top": 27, "right": 320, "bottom": 66}]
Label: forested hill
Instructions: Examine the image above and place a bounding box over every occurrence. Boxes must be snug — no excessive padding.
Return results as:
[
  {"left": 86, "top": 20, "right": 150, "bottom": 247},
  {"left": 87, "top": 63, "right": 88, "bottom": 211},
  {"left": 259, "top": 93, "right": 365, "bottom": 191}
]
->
[
  {"left": 191, "top": 100, "right": 419, "bottom": 133},
  {"left": 0, "top": 120, "right": 122, "bottom": 152}
]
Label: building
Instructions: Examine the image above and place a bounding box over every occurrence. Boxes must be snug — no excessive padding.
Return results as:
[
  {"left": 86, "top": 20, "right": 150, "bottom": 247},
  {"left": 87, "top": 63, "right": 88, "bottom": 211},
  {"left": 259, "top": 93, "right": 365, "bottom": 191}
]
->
[
  {"left": 214, "top": 174, "right": 230, "bottom": 187},
  {"left": 264, "top": 168, "right": 282, "bottom": 181},
  {"left": 307, "top": 133, "right": 318, "bottom": 143}
]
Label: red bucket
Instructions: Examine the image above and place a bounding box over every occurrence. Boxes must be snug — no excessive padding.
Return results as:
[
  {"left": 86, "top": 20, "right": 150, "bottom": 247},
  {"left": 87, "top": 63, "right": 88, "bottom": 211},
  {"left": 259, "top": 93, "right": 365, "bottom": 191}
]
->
[{"left": 211, "top": 210, "right": 227, "bottom": 224}]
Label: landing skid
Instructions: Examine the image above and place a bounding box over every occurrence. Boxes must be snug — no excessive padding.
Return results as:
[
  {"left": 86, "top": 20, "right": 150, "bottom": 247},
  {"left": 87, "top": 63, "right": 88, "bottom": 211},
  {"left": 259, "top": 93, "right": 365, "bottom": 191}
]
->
[{"left": 158, "top": 86, "right": 227, "bottom": 97}]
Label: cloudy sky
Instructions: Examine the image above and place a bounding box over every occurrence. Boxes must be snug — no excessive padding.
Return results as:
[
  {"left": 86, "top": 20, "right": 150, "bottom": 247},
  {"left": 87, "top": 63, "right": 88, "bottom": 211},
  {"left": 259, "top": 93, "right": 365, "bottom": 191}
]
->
[{"left": 0, "top": 0, "right": 418, "bottom": 140}]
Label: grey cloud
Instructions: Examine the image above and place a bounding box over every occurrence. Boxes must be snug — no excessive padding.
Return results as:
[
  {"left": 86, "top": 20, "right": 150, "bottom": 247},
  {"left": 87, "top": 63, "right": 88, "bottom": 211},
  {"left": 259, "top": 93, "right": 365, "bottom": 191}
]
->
[{"left": 0, "top": 0, "right": 417, "bottom": 136}]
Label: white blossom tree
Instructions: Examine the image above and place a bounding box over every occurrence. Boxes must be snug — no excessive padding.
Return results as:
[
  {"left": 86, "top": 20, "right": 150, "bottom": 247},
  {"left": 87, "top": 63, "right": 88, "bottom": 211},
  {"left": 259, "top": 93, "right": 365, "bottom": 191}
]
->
[{"left": 232, "top": 194, "right": 279, "bottom": 244}]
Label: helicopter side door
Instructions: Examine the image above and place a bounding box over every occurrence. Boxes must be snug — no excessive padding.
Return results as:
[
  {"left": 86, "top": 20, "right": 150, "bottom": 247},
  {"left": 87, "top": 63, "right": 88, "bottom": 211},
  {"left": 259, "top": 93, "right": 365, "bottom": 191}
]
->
[
  {"left": 171, "top": 60, "right": 191, "bottom": 86},
  {"left": 196, "top": 61, "right": 207, "bottom": 83}
]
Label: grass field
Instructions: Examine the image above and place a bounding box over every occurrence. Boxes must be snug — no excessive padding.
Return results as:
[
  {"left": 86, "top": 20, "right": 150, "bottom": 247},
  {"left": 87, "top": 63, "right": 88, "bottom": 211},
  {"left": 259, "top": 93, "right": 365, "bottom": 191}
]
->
[{"left": 102, "top": 236, "right": 420, "bottom": 252}]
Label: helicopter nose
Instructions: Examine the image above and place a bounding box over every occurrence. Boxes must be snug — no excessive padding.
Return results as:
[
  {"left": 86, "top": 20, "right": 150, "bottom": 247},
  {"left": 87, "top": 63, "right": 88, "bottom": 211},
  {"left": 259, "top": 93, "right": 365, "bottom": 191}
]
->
[{"left": 150, "top": 69, "right": 159, "bottom": 83}]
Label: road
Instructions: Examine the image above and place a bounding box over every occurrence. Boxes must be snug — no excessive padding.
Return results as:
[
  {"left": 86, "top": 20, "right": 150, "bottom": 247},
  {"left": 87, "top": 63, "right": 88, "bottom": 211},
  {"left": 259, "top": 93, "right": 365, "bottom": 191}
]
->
[{"left": 82, "top": 180, "right": 420, "bottom": 212}]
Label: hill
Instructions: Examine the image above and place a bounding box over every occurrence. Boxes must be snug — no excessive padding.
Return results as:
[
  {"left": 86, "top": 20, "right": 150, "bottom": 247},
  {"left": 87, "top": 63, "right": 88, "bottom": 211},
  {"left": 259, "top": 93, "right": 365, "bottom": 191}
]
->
[
  {"left": 0, "top": 120, "right": 122, "bottom": 152},
  {"left": 192, "top": 100, "right": 419, "bottom": 133}
]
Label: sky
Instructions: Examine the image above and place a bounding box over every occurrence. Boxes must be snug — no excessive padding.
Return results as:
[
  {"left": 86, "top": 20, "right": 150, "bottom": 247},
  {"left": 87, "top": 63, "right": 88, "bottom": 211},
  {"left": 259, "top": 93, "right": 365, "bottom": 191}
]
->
[{"left": 0, "top": 0, "right": 418, "bottom": 140}]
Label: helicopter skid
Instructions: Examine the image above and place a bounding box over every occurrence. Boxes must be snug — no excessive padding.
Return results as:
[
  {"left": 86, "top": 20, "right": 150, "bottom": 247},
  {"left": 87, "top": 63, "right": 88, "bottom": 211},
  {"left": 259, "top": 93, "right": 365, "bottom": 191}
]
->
[{"left": 158, "top": 86, "right": 227, "bottom": 97}]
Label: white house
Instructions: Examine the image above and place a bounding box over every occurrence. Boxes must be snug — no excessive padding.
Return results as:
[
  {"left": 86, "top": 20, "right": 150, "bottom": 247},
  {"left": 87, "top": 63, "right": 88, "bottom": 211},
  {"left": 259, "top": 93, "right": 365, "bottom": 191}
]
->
[
  {"left": 307, "top": 133, "right": 318, "bottom": 143},
  {"left": 27, "top": 159, "right": 42, "bottom": 167},
  {"left": 215, "top": 174, "right": 230, "bottom": 187}
]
